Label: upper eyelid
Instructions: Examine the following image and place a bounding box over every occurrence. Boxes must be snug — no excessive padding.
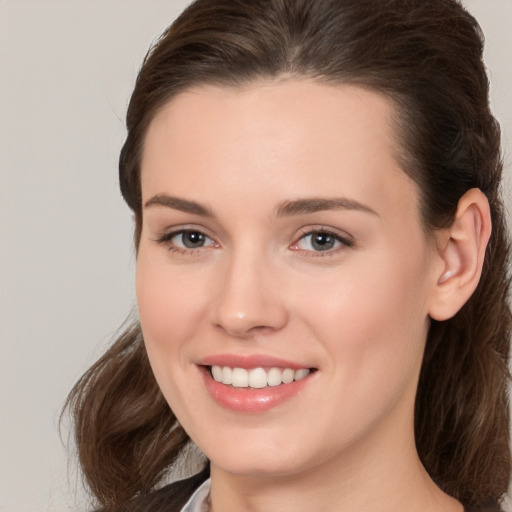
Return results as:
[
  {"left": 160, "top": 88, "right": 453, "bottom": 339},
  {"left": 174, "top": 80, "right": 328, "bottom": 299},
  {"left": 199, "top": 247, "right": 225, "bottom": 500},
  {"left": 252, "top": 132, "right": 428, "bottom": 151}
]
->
[
  {"left": 289, "top": 232, "right": 354, "bottom": 260},
  {"left": 153, "top": 224, "right": 216, "bottom": 239},
  {"left": 153, "top": 228, "right": 219, "bottom": 255},
  {"left": 294, "top": 226, "right": 354, "bottom": 244},
  {"left": 155, "top": 227, "right": 215, "bottom": 244}
]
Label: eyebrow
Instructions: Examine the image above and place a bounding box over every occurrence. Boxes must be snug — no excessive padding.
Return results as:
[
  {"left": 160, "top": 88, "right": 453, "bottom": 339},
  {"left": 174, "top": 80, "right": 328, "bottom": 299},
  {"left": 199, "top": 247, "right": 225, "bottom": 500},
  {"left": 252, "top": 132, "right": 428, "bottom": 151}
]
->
[
  {"left": 144, "top": 194, "right": 213, "bottom": 217},
  {"left": 276, "top": 197, "right": 378, "bottom": 217},
  {"left": 143, "top": 194, "right": 378, "bottom": 218}
]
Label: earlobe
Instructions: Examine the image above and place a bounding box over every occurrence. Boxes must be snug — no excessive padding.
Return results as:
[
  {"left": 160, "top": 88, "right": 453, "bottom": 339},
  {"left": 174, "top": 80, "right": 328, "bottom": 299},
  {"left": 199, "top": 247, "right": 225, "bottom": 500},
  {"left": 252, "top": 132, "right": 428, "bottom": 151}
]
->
[{"left": 428, "top": 188, "right": 492, "bottom": 321}]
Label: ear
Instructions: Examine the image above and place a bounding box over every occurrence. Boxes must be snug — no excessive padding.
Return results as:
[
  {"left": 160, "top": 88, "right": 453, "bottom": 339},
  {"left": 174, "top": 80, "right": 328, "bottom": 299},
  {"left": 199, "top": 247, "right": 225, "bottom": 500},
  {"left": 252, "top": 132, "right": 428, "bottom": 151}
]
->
[{"left": 428, "top": 188, "right": 492, "bottom": 321}]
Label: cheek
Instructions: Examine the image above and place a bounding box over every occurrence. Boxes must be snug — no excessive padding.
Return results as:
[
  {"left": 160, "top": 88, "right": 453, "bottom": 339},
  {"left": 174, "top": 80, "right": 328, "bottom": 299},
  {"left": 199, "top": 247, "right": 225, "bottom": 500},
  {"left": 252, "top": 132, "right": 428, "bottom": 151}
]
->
[
  {"left": 135, "top": 250, "right": 208, "bottom": 359},
  {"left": 135, "top": 250, "right": 213, "bottom": 421},
  {"left": 300, "top": 241, "right": 431, "bottom": 390}
]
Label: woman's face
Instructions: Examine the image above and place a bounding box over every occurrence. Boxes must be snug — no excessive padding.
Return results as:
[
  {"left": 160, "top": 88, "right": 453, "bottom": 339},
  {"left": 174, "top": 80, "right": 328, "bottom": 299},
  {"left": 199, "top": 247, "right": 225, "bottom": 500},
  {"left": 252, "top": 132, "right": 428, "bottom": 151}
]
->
[{"left": 136, "top": 80, "right": 442, "bottom": 478}]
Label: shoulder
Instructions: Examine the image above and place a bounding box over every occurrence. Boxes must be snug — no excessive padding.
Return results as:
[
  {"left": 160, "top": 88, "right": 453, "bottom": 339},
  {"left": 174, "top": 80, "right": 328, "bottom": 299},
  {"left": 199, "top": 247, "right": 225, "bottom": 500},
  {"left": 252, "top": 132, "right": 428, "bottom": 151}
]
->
[{"left": 98, "top": 466, "right": 210, "bottom": 512}]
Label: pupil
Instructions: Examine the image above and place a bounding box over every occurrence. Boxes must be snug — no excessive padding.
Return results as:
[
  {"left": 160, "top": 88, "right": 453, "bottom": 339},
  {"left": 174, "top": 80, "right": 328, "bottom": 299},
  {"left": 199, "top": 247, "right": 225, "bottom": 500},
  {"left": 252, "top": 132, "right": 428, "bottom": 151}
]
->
[
  {"left": 312, "top": 233, "right": 334, "bottom": 251},
  {"left": 183, "top": 231, "right": 205, "bottom": 248}
]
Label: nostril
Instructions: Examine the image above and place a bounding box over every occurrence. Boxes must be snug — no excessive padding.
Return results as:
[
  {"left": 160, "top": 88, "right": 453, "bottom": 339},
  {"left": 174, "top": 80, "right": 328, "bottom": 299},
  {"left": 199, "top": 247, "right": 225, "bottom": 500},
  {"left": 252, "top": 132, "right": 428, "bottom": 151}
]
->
[
  {"left": 210, "top": 280, "right": 290, "bottom": 337},
  {"left": 213, "top": 321, "right": 278, "bottom": 339}
]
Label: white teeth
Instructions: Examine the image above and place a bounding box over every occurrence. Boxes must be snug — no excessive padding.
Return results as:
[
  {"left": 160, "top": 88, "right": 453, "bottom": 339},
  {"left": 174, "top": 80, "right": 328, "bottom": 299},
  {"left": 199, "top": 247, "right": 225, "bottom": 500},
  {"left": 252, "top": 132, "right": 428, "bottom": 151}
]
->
[
  {"left": 231, "top": 368, "right": 249, "bottom": 388},
  {"left": 282, "top": 368, "right": 295, "bottom": 384},
  {"left": 211, "top": 365, "right": 223, "bottom": 382},
  {"left": 267, "top": 367, "right": 282, "bottom": 387},
  {"left": 221, "top": 366, "right": 233, "bottom": 385},
  {"left": 294, "top": 368, "right": 310, "bottom": 381},
  {"left": 210, "top": 365, "right": 312, "bottom": 388},
  {"left": 248, "top": 368, "right": 268, "bottom": 388}
]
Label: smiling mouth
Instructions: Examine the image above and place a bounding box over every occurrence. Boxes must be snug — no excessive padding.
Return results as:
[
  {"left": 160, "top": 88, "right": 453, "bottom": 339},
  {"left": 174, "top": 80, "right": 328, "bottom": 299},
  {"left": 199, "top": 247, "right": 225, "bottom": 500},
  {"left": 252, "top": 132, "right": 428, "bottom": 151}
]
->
[{"left": 208, "top": 365, "right": 315, "bottom": 389}]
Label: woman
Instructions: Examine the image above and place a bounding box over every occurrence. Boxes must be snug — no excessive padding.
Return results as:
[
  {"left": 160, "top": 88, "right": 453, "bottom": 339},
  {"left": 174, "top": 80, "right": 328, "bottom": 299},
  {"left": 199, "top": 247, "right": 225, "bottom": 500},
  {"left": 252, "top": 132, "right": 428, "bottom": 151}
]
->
[{"left": 65, "top": 0, "right": 511, "bottom": 511}]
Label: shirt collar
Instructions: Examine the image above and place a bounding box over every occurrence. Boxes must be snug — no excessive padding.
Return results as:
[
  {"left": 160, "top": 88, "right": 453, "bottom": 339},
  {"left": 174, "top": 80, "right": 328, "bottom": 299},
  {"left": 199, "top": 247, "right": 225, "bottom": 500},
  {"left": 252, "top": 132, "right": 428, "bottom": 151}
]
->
[{"left": 180, "top": 477, "right": 211, "bottom": 512}]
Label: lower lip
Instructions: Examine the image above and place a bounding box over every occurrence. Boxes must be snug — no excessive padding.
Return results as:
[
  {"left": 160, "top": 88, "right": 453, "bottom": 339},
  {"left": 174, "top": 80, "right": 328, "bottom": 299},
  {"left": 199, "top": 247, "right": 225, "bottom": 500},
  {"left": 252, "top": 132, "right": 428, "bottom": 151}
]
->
[{"left": 200, "top": 367, "right": 313, "bottom": 413}]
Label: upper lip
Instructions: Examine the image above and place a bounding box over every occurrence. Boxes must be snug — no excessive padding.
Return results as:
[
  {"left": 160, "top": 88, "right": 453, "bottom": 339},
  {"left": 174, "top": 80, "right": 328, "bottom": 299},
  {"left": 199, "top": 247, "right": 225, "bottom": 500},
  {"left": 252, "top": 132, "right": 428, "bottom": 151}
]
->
[{"left": 197, "top": 354, "right": 313, "bottom": 370}]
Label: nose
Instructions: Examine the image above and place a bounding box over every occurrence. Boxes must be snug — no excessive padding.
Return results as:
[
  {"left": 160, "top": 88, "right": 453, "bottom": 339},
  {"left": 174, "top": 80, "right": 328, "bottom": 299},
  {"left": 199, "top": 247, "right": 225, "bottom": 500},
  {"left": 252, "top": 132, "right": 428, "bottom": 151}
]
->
[{"left": 210, "top": 250, "right": 289, "bottom": 339}]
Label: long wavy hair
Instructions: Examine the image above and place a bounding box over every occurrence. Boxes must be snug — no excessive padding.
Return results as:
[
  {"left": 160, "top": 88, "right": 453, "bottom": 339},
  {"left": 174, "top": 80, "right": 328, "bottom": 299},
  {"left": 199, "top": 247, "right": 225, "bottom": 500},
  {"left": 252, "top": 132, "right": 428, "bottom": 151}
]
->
[{"left": 64, "top": 0, "right": 511, "bottom": 510}]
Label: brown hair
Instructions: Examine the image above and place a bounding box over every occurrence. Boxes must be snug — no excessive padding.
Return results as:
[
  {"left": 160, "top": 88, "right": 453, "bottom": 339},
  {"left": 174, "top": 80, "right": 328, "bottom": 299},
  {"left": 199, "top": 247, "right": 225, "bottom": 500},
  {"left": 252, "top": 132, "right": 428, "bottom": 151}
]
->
[{"left": 65, "top": 0, "right": 511, "bottom": 510}]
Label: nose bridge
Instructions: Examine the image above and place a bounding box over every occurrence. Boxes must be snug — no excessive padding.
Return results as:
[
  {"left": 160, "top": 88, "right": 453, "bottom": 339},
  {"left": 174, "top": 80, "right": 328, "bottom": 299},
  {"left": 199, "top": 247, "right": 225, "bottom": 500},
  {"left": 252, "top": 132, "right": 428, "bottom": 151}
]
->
[{"left": 211, "top": 242, "right": 288, "bottom": 338}]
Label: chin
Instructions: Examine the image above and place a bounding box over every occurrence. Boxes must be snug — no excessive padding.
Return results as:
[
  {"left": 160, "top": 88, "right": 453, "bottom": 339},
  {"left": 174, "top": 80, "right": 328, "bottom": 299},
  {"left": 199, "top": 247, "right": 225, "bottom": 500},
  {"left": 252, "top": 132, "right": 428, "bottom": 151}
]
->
[
  {"left": 198, "top": 430, "right": 324, "bottom": 479},
  {"left": 210, "top": 454, "right": 306, "bottom": 478}
]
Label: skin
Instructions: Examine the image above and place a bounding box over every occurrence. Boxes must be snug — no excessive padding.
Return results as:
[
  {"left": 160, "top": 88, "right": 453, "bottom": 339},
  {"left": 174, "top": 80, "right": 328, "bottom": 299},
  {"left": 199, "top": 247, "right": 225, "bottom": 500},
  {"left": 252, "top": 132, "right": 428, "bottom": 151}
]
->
[{"left": 136, "top": 79, "right": 489, "bottom": 512}]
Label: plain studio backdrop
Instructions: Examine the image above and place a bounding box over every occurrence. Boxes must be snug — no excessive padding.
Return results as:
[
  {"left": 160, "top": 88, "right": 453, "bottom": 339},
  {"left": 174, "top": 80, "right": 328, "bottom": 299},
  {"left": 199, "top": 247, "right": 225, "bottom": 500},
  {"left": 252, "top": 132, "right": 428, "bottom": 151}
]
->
[{"left": 0, "top": 1, "right": 511, "bottom": 511}]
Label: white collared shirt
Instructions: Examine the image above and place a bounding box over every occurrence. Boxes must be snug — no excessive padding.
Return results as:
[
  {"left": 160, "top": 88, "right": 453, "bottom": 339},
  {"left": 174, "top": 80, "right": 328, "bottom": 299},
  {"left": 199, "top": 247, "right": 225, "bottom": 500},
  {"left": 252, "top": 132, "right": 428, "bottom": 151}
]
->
[{"left": 180, "top": 478, "right": 211, "bottom": 512}]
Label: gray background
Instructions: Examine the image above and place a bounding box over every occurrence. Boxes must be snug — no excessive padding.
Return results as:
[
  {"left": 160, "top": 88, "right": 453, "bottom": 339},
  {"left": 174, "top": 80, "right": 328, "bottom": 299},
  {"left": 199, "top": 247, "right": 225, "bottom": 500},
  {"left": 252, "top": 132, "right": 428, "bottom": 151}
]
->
[{"left": 1, "top": 1, "right": 510, "bottom": 511}]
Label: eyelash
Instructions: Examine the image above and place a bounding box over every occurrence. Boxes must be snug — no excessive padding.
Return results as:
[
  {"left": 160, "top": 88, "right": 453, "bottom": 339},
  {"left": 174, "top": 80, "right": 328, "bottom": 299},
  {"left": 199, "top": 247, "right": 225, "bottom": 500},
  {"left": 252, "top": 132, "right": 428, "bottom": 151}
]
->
[
  {"left": 154, "top": 229, "right": 218, "bottom": 256},
  {"left": 154, "top": 227, "right": 354, "bottom": 257},
  {"left": 291, "top": 228, "right": 354, "bottom": 257}
]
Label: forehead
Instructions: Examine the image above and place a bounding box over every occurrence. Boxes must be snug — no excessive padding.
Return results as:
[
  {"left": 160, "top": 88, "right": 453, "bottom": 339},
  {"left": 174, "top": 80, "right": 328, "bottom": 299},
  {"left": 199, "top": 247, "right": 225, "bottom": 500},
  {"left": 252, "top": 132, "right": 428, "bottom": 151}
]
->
[
  {"left": 143, "top": 79, "right": 398, "bottom": 167},
  {"left": 140, "top": 79, "right": 418, "bottom": 220}
]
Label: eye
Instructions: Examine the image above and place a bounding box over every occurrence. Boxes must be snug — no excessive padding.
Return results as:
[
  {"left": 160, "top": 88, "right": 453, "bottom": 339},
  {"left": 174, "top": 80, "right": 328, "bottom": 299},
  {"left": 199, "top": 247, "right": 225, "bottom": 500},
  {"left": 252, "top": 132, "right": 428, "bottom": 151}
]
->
[
  {"left": 292, "top": 229, "right": 353, "bottom": 253},
  {"left": 172, "top": 230, "right": 211, "bottom": 249},
  {"left": 155, "top": 229, "right": 218, "bottom": 253}
]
